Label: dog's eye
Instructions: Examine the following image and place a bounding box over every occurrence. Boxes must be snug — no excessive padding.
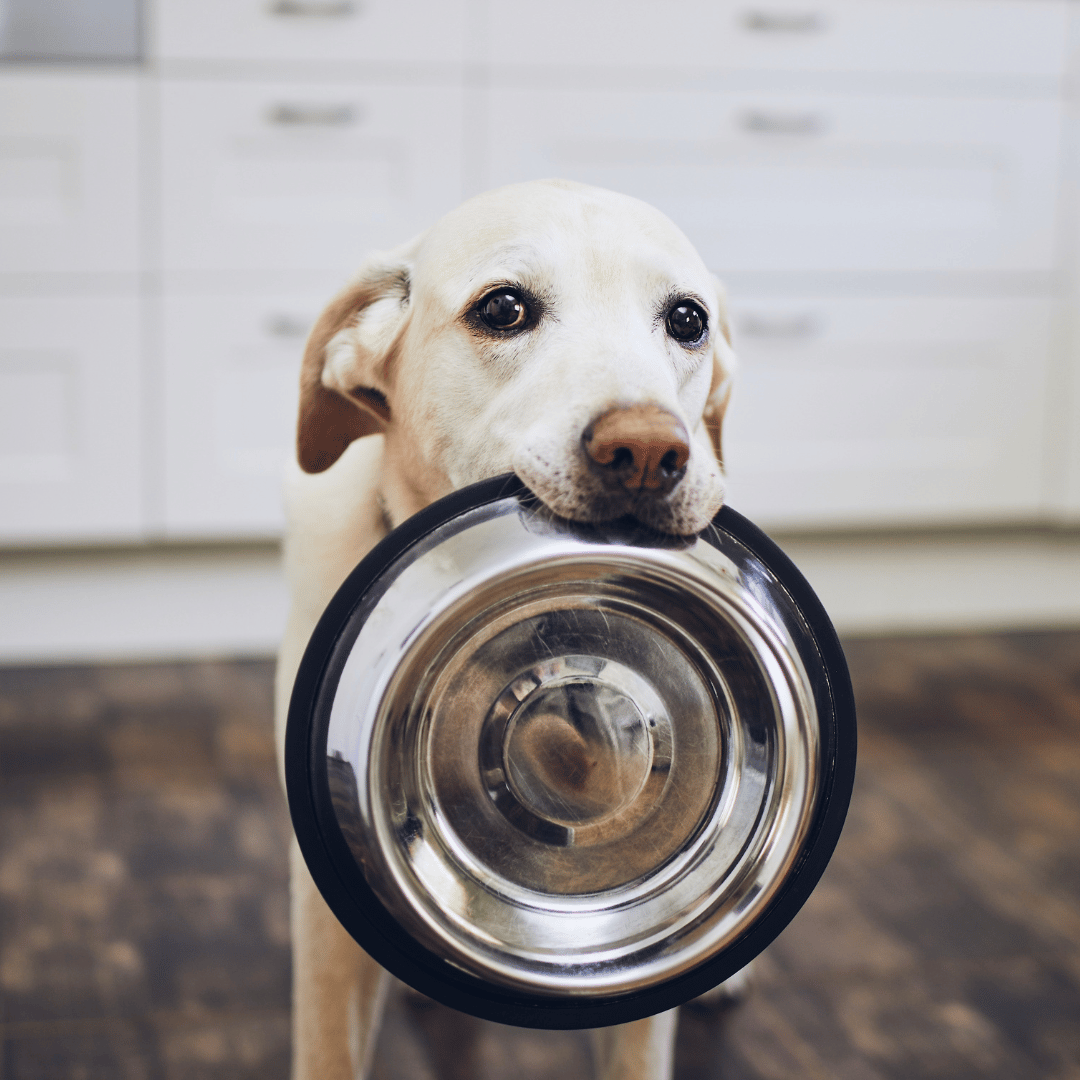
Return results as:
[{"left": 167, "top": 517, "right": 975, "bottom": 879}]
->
[
  {"left": 477, "top": 289, "right": 529, "bottom": 332},
  {"left": 666, "top": 302, "right": 707, "bottom": 344}
]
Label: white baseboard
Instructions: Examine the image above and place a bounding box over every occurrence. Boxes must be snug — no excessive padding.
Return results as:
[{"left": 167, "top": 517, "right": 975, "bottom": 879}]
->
[
  {"left": 776, "top": 526, "right": 1080, "bottom": 637},
  {"left": 0, "top": 544, "right": 288, "bottom": 664},
  {"left": 1, "top": 528, "right": 1078, "bottom": 665}
]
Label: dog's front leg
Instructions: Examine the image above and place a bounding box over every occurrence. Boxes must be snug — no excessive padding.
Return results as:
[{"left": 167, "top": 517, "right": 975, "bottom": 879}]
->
[
  {"left": 291, "top": 841, "right": 389, "bottom": 1080},
  {"left": 590, "top": 1011, "right": 679, "bottom": 1080}
]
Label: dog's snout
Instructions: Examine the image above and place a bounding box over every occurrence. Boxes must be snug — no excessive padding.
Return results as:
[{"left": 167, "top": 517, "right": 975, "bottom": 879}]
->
[{"left": 583, "top": 405, "right": 691, "bottom": 495}]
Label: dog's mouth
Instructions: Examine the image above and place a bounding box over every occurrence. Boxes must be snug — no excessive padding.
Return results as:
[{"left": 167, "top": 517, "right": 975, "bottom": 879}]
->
[
  {"left": 596, "top": 497, "right": 709, "bottom": 538},
  {"left": 513, "top": 462, "right": 722, "bottom": 539},
  {"left": 515, "top": 485, "right": 701, "bottom": 548}
]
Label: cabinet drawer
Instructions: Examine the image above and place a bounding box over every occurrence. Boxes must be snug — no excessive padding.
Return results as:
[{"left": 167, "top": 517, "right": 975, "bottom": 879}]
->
[
  {"left": 485, "top": 89, "right": 1061, "bottom": 274},
  {"left": 160, "top": 80, "right": 464, "bottom": 273},
  {"left": 486, "top": 0, "right": 1068, "bottom": 78},
  {"left": 161, "top": 293, "right": 326, "bottom": 536},
  {"left": 721, "top": 296, "right": 1054, "bottom": 528},
  {"left": 0, "top": 73, "right": 140, "bottom": 274},
  {"left": 1, "top": 0, "right": 141, "bottom": 61},
  {"left": 0, "top": 295, "right": 144, "bottom": 543},
  {"left": 153, "top": 0, "right": 467, "bottom": 64}
]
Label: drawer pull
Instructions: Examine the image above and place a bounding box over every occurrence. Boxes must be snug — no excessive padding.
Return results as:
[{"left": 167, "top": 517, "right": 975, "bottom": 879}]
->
[
  {"left": 739, "top": 109, "right": 825, "bottom": 136},
  {"left": 268, "top": 103, "right": 359, "bottom": 127},
  {"left": 266, "top": 314, "right": 313, "bottom": 338},
  {"left": 267, "top": 0, "right": 357, "bottom": 17},
  {"left": 739, "top": 313, "right": 821, "bottom": 340},
  {"left": 740, "top": 10, "right": 826, "bottom": 34}
]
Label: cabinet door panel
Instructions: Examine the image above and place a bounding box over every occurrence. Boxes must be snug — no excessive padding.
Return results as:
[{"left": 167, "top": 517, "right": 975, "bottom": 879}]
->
[
  {"left": 490, "top": 88, "right": 1062, "bottom": 274},
  {"left": 162, "top": 293, "right": 327, "bottom": 536},
  {"left": 0, "top": 73, "right": 140, "bottom": 274},
  {"left": 154, "top": 0, "right": 466, "bottom": 64},
  {"left": 485, "top": 0, "right": 1068, "bottom": 78},
  {"left": 721, "top": 296, "right": 1053, "bottom": 528},
  {"left": 486, "top": 89, "right": 1061, "bottom": 274},
  {"left": 0, "top": 296, "right": 143, "bottom": 542},
  {"left": 160, "top": 80, "right": 464, "bottom": 273}
]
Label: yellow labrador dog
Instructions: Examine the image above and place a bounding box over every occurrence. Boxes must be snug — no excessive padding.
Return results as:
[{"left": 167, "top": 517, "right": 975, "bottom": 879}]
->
[{"left": 275, "top": 179, "right": 737, "bottom": 1080}]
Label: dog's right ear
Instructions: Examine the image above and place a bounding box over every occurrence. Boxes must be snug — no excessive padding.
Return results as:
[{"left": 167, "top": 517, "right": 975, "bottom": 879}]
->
[
  {"left": 703, "top": 276, "right": 737, "bottom": 469},
  {"left": 297, "top": 236, "right": 422, "bottom": 474}
]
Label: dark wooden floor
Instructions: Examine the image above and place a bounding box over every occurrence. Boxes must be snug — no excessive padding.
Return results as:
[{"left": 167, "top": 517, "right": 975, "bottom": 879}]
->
[{"left": 1, "top": 631, "right": 1079, "bottom": 1079}]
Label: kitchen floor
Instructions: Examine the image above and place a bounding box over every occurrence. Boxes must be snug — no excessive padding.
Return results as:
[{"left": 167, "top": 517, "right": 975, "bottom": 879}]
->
[{"left": 1, "top": 631, "right": 1079, "bottom": 1080}]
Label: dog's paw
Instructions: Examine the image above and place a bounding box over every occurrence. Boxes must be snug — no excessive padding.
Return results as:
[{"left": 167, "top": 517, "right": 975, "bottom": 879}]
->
[{"left": 685, "top": 962, "right": 755, "bottom": 1012}]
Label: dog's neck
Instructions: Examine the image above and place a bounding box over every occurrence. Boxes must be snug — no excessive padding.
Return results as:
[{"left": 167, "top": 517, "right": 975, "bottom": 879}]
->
[{"left": 376, "top": 434, "right": 453, "bottom": 531}]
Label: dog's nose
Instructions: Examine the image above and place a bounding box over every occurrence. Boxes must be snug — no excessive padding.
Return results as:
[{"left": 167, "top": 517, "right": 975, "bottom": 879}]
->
[{"left": 583, "top": 405, "right": 691, "bottom": 495}]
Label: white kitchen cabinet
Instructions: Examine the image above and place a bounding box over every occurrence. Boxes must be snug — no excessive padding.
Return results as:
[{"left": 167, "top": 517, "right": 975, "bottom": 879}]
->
[
  {"left": 485, "top": 88, "right": 1062, "bottom": 275},
  {"left": 484, "top": 0, "right": 1068, "bottom": 78},
  {"left": 154, "top": 0, "right": 468, "bottom": 65},
  {"left": 1054, "top": 311, "right": 1080, "bottom": 522},
  {"left": 722, "top": 296, "right": 1055, "bottom": 528},
  {"left": 0, "top": 0, "right": 1076, "bottom": 552},
  {"left": 161, "top": 292, "right": 328, "bottom": 536},
  {"left": 0, "top": 295, "right": 143, "bottom": 542},
  {"left": 159, "top": 79, "right": 465, "bottom": 274},
  {"left": 0, "top": 71, "right": 140, "bottom": 274}
]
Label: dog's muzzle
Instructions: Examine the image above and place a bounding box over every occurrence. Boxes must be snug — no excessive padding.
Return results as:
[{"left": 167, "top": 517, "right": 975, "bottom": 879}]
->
[{"left": 285, "top": 475, "right": 856, "bottom": 1029}]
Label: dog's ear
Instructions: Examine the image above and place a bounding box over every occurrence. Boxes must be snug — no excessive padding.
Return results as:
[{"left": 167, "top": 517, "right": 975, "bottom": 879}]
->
[
  {"left": 297, "top": 236, "right": 422, "bottom": 474},
  {"left": 702, "top": 276, "right": 737, "bottom": 468}
]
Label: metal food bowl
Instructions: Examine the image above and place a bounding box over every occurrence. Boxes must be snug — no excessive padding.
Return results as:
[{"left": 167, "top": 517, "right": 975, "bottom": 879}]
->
[{"left": 286, "top": 474, "right": 856, "bottom": 1028}]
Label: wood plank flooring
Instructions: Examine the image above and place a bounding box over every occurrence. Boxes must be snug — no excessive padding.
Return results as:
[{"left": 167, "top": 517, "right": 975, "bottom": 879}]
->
[{"left": 1, "top": 630, "right": 1078, "bottom": 1079}]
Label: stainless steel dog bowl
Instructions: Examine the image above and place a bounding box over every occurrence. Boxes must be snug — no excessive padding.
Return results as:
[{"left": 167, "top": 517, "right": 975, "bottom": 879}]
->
[{"left": 286, "top": 474, "right": 856, "bottom": 1028}]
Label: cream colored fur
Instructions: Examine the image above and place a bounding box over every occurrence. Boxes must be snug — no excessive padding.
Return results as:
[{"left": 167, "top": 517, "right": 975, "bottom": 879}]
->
[{"left": 275, "top": 180, "right": 737, "bottom": 1080}]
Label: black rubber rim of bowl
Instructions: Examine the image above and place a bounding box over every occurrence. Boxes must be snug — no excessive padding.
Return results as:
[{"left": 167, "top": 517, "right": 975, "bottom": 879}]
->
[{"left": 286, "top": 473, "right": 857, "bottom": 1029}]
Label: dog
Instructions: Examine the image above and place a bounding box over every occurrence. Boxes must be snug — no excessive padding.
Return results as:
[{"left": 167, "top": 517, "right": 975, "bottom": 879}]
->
[{"left": 274, "top": 179, "right": 737, "bottom": 1080}]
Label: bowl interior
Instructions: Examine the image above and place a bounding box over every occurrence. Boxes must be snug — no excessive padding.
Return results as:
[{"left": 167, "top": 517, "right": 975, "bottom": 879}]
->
[{"left": 318, "top": 498, "right": 821, "bottom": 998}]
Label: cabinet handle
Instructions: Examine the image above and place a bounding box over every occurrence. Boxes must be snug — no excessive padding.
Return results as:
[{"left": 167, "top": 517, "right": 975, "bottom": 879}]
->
[
  {"left": 738, "top": 313, "right": 821, "bottom": 340},
  {"left": 267, "top": 0, "right": 357, "bottom": 17},
  {"left": 265, "top": 314, "right": 313, "bottom": 339},
  {"left": 740, "top": 10, "right": 826, "bottom": 33},
  {"left": 268, "top": 103, "right": 359, "bottom": 127},
  {"left": 739, "top": 109, "right": 825, "bottom": 136}
]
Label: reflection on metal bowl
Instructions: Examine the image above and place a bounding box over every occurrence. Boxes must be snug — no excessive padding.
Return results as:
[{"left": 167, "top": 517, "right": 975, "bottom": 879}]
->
[{"left": 286, "top": 474, "right": 856, "bottom": 1029}]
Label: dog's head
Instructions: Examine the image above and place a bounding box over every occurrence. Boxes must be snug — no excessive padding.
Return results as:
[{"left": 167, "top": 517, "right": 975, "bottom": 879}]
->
[{"left": 297, "top": 180, "right": 735, "bottom": 534}]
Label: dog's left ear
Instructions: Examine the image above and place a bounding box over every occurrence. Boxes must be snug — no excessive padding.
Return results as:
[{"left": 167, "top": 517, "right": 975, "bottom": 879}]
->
[
  {"left": 297, "top": 235, "right": 422, "bottom": 474},
  {"left": 702, "top": 276, "right": 737, "bottom": 468}
]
